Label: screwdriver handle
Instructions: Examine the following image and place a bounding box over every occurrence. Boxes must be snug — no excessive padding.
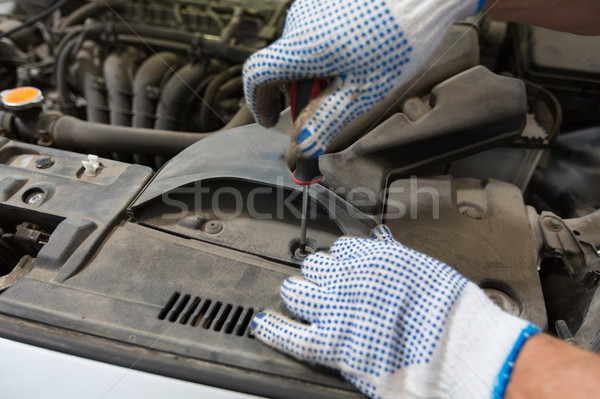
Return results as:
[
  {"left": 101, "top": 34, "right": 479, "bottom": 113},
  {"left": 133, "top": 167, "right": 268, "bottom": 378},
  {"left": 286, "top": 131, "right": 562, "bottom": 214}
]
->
[
  {"left": 291, "top": 79, "right": 324, "bottom": 120},
  {"left": 293, "top": 157, "right": 323, "bottom": 185},
  {"left": 291, "top": 79, "right": 325, "bottom": 185}
]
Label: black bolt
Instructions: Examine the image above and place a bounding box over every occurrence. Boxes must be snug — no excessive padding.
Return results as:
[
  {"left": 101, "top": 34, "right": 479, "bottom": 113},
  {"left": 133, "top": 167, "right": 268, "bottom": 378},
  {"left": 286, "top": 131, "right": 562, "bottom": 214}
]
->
[{"left": 36, "top": 156, "right": 54, "bottom": 169}]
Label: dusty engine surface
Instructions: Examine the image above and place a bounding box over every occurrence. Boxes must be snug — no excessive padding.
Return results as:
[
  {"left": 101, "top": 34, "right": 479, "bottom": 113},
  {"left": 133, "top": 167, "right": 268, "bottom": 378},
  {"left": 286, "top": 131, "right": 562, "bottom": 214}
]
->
[
  {"left": 1, "top": 1, "right": 599, "bottom": 398},
  {"left": 0, "top": 125, "right": 545, "bottom": 399}
]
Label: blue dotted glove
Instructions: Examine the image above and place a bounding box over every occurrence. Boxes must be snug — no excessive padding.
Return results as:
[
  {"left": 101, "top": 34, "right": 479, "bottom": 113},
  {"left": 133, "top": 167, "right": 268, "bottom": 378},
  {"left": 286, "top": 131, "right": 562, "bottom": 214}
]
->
[
  {"left": 251, "top": 225, "right": 539, "bottom": 399},
  {"left": 243, "top": 0, "right": 486, "bottom": 158}
]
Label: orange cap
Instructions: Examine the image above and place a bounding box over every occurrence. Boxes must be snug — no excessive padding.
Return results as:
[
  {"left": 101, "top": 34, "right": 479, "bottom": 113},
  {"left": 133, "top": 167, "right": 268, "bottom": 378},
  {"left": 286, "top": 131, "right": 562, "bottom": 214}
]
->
[{"left": 1, "top": 86, "right": 43, "bottom": 109}]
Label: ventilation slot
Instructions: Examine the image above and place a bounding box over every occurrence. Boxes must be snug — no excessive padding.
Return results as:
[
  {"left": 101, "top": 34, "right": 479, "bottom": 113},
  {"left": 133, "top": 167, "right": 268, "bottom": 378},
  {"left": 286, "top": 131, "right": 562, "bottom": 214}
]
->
[
  {"left": 180, "top": 296, "right": 200, "bottom": 325},
  {"left": 202, "top": 301, "right": 222, "bottom": 329},
  {"left": 169, "top": 294, "right": 190, "bottom": 322},
  {"left": 225, "top": 306, "right": 243, "bottom": 334},
  {"left": 214, "top": 304, "right": 232, "bottom": 332},
  {"left": 158, "top": 292, "right": 180, "bottom": 320},
  {"left": 192, "top": 299, "right": 212, "bottom": 327},
  {"left": 158, "top": 292, "right": 256, "bottom": 337}
]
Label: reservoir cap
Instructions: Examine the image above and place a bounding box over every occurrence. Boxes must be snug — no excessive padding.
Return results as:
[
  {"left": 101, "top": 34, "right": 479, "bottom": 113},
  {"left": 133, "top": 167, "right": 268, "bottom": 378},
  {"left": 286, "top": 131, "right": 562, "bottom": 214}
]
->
[{"left": 1, "top": 86, "right": 44, "bottom": 111}]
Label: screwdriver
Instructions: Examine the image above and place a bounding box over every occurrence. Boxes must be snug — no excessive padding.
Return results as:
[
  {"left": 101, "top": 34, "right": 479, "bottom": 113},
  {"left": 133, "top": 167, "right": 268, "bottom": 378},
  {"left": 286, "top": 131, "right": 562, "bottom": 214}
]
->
[{"left": 290, "top": 79, "right": 325, "bottom": 255}]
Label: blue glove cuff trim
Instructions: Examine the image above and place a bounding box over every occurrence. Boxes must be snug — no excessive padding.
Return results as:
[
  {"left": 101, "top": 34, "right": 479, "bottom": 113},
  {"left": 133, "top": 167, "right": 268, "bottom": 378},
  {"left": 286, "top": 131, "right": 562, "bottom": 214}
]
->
[
  {"left": 491, "top": 324, "right": 540, "bottom": 399},
  {"left": 476, "top": 0, "right": 486, "bottom": 13}
]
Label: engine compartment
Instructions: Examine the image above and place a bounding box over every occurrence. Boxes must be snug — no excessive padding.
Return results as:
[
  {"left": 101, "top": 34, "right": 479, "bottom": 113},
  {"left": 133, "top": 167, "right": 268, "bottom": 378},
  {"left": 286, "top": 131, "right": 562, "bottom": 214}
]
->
[{"left": 1, "top": 1, "right": 600, "bottom": 397}]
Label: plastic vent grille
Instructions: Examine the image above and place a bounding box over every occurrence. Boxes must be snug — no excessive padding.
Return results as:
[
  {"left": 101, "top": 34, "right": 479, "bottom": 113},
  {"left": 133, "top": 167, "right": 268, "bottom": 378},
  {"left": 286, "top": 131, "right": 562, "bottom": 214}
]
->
[{"left": 158, "top": 292, "right": 255, "bottom": 338}]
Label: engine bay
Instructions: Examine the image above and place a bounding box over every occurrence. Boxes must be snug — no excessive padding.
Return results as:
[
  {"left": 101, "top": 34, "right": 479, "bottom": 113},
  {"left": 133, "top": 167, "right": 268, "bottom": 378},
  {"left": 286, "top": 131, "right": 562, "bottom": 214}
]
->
[{"left": 1, "top": 1, "right": 599, "bottom": 398}]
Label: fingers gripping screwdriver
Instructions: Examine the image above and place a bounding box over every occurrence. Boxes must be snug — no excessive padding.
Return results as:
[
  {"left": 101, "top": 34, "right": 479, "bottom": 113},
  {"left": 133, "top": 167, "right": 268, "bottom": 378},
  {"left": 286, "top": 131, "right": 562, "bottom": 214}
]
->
[{"left": 291, "top": 79, "right": 325, "bottom": 255}]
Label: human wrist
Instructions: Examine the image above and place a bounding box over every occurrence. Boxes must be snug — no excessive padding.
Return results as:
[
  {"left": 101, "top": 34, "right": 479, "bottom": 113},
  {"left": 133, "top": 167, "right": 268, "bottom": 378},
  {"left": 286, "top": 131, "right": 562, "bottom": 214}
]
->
[
  {"left": 476, "top": 0, "right": 486, "bottom": 13},
  {"left": 506, "top": 333, "right": 600, "bottom": 399},
  {"left": 439, "top": 283, "right": 539, "bottom": 398},
  {"left": 506, "top": 334, "right": 560, "bottom": 399}
]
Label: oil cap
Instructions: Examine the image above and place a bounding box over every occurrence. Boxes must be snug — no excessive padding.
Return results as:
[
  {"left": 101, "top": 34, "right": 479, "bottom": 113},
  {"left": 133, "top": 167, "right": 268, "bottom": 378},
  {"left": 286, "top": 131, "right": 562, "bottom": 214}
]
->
[{"left": 1, "top": 86, "right": 44, "bottom": 111}]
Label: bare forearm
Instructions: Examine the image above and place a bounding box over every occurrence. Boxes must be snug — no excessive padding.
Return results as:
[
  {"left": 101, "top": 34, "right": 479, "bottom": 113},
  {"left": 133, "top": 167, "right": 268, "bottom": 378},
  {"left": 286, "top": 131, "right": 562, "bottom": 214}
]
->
[
  {"left": 506, "top": 334, "right": 600, "bottom": 399},
  {"left": 482, "top": 0, "right": 600, "bottom": 35}
]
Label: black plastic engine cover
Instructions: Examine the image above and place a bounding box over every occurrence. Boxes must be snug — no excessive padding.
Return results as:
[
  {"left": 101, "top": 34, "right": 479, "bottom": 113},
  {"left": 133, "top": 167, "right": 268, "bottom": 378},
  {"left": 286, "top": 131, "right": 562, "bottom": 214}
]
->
[
  {"left": 0, "top": 136, "right": 546, "bottom": 398},
  {"left": 385, "top": 176, "right": 547, "bottom": 327}
]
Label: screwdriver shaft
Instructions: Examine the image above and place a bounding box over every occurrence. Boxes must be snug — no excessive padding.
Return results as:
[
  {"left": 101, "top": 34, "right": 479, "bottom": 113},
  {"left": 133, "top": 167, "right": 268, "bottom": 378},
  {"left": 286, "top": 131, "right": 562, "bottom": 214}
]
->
[{"left": 299, "top": 185, "right": 309, "bottom": 252}]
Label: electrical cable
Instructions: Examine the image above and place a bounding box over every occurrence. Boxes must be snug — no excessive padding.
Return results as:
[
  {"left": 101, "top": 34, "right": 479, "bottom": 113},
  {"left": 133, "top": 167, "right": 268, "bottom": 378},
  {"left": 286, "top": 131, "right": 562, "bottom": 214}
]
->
[
  {"left": 0, "top": 0, "right": 71, "bottom": 39},
  {"left": 525, "top": 79, "right": 563, "bottom": 142}
]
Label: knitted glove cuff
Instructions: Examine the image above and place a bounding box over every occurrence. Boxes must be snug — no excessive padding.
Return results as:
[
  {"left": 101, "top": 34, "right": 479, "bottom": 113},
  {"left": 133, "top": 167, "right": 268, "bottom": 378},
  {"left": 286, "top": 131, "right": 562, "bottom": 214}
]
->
[
  {"left": 476, "top": 0, "right": 486, "bottom": 13},
  {"left": 438, "top": 283, "right": 540, "bottom": 399}
]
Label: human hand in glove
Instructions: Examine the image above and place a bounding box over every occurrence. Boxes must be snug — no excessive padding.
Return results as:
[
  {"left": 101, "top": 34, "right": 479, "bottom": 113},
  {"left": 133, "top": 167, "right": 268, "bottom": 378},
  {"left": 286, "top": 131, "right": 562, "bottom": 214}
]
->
[
  {"left": 243, "top": 0, "right": 486, "bottom": 159},
  {"left": 251, "top": 225, "right": 539, "bottom": 399}
]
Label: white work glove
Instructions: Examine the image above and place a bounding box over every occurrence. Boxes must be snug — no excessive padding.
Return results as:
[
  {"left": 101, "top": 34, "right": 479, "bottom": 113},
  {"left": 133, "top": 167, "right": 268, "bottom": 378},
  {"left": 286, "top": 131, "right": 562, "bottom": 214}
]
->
[
  {"left": 243, "top": 0, "right": 486, "bottom": 158},
  {"left": 251, "top": 225, "right": 540, "bottom": 399}
]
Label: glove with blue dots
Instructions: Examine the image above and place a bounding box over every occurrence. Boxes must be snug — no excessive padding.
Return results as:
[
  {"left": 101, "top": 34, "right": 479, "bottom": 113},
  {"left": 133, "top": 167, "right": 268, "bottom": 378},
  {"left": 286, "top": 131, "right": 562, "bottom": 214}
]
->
[
  {"left": 251, "top": 225, "right": 540, "bottom": 399},
  {"left": 243, "top": 0, "right": 487, "bottom": 158}
]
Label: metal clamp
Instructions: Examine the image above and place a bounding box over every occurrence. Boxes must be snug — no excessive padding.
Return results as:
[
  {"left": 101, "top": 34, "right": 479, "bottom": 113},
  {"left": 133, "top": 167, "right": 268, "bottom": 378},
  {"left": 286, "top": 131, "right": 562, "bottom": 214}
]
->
[{"left": 538, "top": 211, "right": 600, "bottom": 288}]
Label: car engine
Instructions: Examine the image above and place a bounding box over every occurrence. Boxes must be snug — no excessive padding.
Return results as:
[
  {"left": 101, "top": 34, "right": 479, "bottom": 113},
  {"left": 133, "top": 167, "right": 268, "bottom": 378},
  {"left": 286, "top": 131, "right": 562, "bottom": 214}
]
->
[{"left": 0, "top": 1, "right": 599, "bottom": 397}]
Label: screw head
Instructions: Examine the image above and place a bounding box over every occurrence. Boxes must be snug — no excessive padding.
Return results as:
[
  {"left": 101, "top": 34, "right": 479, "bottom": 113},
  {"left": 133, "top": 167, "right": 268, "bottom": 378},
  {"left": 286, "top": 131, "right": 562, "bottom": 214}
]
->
[
  {"left": 36, "top": 156, "right": 54, "bottom": 169},
  {"left": 544, "top": 217, "right": 563, "bottom": 232},
  {"left": 203, "top": 221, "right": 223, "bottom": 234},
  {"left": 484, "top": 288, "right": 520, "bottom": 316},
  {"left": 22, "top": 188, "right": 45, "bottom": 205},
  {"left": 26, "top": 192, "right": 43, "bottom": 204},
  {"left": 293, "top": 246, "right": 315, "bottom": 260},
  {"left": 29, "top": 194, "right": 42, "bottom": 204}
]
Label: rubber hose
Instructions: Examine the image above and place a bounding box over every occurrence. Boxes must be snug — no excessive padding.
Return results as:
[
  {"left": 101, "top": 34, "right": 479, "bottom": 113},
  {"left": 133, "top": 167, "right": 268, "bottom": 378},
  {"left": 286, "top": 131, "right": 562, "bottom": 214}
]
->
[
  {"left": 59, "top": 1, "right": 123, "bottom": 28},
  {"left": 51, "top": 115, "right": 210, "bottom": 157},
  {"left": 56, "top": 39, "right": 79, "bottom": 115},
  {"left": 112, "top": 22, "right": 254, "bottom": 63},
  {"left": 0, "top": 111, "right": 13, "bottom": 136},
  {"left": 53, "top": 25, "right": 84, "bottom": 57},
  {"left": 55, "top": 26, "right": 101, "bottom": 112}
]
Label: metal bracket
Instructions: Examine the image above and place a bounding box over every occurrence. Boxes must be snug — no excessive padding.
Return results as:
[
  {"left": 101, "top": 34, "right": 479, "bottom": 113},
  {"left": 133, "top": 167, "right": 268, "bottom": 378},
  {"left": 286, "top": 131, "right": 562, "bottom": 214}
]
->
[
  {"left": 0, "top": 255, "right": 35, "bottom": 291},
  {"left": 539, "top": 211, "right": 600, "bottom": 288}
]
